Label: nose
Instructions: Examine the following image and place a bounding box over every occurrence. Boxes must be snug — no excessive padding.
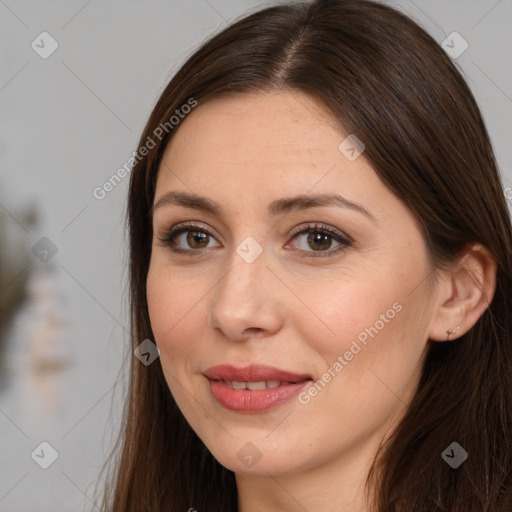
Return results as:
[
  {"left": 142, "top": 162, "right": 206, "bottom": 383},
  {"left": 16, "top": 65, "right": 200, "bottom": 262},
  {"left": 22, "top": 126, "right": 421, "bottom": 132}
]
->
[{"left": 208, "top": 240, "right": 283, "bottom": 341}]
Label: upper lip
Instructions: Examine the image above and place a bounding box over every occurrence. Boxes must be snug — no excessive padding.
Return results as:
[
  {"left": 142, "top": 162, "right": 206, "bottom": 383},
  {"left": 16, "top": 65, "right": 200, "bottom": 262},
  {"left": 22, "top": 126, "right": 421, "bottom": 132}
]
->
[{"left": 203, "top": 364, "right": 312, "bottom": 383}]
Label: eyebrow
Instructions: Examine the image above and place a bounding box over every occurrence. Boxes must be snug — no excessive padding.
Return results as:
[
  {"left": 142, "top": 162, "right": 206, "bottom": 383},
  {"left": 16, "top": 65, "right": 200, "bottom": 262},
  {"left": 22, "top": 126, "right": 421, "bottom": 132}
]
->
[{"left": 151, "top": 191, "right": 377, "bottom": 223}]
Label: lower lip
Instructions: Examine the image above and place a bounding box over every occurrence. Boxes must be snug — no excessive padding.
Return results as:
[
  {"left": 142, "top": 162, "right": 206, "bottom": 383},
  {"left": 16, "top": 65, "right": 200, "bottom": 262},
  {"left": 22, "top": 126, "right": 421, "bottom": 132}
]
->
[{"left": 207, "top": 378, "right": 311, "bottom": 412}]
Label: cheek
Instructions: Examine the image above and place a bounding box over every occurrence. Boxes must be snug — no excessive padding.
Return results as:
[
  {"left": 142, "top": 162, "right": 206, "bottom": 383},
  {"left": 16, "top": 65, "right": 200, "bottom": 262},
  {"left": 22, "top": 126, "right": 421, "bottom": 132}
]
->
[
  {"left": 295, "top": 263, "right": 430, "bottom": 406},
  {"left": 298, "top": 276, "right": 403, "bottom": 359},
  {"left": 146, "top": 264, "right": 201, "bottom": 362},
  {"left": 314, "top": 280, "right": 430, "bottom": 410},
  {"left": 292, "top": 286, "right": 424, "bottom": 454}
]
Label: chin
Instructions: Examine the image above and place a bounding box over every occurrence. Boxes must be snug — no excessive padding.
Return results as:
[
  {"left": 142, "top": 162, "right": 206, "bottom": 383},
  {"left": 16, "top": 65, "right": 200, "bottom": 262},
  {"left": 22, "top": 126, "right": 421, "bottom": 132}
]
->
[
  {"left": 220, "top": 456, "right": 294, "bottom": 477},
  {"left": 205, "top": 439, "right": 304, "bottom": 477}
]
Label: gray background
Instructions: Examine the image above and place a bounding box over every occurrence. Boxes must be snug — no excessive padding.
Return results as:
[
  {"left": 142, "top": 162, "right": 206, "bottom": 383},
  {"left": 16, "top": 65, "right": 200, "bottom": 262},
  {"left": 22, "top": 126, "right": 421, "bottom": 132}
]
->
[{"left": 1, "top": 0, "right": 511, "bottom": 511}]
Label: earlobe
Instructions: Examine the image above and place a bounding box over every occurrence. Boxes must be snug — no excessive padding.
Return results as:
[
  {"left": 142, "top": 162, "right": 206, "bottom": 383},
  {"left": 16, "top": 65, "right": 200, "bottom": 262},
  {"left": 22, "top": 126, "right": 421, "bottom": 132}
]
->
[
  {"left": 445, "top": 326, "right": 461, "bottom": 340},
  {"left": 428, "top": 243, "right": 497, "bottom": 342}
]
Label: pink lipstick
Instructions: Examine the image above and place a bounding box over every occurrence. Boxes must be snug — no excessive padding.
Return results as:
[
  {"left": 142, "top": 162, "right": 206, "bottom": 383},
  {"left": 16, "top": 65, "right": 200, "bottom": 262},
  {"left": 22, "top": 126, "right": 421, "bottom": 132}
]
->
[{"left": 203, "top": 364, "right": 313, "bottom": 412}]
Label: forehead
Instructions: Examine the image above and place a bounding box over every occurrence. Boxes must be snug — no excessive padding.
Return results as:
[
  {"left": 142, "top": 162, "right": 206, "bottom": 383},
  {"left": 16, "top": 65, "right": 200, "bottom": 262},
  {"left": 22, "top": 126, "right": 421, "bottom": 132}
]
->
[
  {"left": 165, "top": 94, "right": 330, "bottom": 177},
  {"left": 156, "top": 91, "right": 379, "bottom": 195}
]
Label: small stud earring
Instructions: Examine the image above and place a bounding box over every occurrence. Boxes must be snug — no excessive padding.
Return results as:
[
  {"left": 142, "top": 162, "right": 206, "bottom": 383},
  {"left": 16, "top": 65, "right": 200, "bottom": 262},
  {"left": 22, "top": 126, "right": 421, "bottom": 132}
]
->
[{"left": 446, "top": 326, "right": 460, "bottom": 341}]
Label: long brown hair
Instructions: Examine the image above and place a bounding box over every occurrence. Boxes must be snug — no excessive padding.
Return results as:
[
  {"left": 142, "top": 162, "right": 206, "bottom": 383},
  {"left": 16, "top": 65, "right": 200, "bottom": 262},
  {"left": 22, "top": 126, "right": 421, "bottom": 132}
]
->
[{"left": 97, "top": 0, "right": 512, "bottom": 510}]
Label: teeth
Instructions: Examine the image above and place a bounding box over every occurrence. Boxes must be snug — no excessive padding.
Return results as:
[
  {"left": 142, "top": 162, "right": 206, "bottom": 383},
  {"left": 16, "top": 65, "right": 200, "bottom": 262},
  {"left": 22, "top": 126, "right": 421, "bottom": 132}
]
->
[
  {"left": 247, "top": 381, "right": 266, "bottom": 390},
  {"left": 225, "top": 380, "right": 293, "bottom": 390}
]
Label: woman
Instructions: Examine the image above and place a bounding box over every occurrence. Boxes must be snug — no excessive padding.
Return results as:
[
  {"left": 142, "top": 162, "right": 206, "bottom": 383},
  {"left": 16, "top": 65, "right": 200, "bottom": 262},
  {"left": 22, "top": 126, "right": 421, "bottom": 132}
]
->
[{"left": 98, "top": 0, "right": 512, "bottom": 510}]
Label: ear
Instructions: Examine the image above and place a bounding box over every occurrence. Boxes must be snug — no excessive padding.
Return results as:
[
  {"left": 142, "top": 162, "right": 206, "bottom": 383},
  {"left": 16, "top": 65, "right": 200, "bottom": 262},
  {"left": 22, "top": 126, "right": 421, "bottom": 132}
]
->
[{"left": 428, "top": 243, "right": 497, "bottom": 342}]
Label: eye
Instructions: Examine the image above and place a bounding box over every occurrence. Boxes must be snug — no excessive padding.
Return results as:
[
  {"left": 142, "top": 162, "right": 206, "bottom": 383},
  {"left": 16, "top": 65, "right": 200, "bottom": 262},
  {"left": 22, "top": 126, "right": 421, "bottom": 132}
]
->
[
  {"left": 157, "top": 221, "right": 352, "bottom": 258},
  {"left": 157, "top": 222, "right": 220, "bottom": 255},
  {"left": 286, "top": 222, "right": 352, "bottom": 258}
]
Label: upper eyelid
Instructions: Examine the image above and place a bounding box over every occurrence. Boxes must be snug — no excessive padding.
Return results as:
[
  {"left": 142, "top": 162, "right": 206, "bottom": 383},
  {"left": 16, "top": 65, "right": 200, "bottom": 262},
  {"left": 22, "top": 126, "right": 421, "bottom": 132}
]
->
[
  {"left": 159, "top": 220, "right": 347, "bottom": 236},
  {"left": 164, "top": 221, "right": 221, "bottom": 240},
  {"left": 288, "top": 222, "right": 351, "bottom": 241}
]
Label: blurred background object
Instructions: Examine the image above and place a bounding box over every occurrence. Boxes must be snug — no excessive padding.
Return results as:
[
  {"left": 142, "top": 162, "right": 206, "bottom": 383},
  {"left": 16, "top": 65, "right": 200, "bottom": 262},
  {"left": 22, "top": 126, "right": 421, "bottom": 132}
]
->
[
  {"left": 0, "top": 199, "right": 73, "bottom": 412},
  {"left": 0, "top": 203, "right": 37, "bottom": 391}
]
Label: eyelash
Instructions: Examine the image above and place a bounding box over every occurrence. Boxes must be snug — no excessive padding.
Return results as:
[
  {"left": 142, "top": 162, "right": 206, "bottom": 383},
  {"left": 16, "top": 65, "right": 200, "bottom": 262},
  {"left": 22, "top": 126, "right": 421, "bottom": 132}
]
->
[{"left": 157, "top": 222, "right": 352, "bottom": 258}]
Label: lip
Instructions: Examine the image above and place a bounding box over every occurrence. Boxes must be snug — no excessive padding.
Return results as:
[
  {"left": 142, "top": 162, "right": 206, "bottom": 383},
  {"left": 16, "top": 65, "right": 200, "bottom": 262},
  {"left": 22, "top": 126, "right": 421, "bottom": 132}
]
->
[
  {"left": 203, "top": 364, "right": 313, "bottom": 413},
  {"left": 203, "top": 364, "right": 312, "bottom": 383}
]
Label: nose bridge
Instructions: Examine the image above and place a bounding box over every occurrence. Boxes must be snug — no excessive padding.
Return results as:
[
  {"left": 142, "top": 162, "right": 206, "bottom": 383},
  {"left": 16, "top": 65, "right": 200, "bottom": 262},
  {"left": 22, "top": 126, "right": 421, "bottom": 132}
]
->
[
  {"left": 209, "top": 235, "right": 282, "bottom": 339},
  {"left": 216, "top": 235, "right": 269, "bottom": 309}
]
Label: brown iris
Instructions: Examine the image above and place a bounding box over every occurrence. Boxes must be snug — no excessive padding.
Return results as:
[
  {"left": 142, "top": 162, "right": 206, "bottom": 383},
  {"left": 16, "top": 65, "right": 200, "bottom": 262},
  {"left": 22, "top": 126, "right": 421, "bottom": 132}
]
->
[
  {"left": 186, "top": 231, "right": 209, "bottom": 249},
  {"left": 307, "top": 232, "right": 332, "bottom": 251}
]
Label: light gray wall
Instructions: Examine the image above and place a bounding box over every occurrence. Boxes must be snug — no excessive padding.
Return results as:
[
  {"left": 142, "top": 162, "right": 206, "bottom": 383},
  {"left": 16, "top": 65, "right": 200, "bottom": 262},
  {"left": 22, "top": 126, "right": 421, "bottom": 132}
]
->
[{"left": 1, "top": 1, "right": 510, "bottom": 510}]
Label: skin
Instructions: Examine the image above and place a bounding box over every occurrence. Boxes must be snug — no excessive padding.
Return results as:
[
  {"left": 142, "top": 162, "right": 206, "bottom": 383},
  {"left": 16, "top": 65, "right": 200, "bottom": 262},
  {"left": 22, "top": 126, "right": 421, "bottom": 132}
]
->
[{"left": 146, "top": 91, "right": 496, "bottom": 511}]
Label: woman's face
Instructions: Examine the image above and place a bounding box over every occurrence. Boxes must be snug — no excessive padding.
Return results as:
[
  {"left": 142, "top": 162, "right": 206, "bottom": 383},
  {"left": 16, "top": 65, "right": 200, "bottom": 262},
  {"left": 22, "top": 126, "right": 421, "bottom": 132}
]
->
[{"left": 147, "top": 91, "right": 439, "bottom": 479}]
